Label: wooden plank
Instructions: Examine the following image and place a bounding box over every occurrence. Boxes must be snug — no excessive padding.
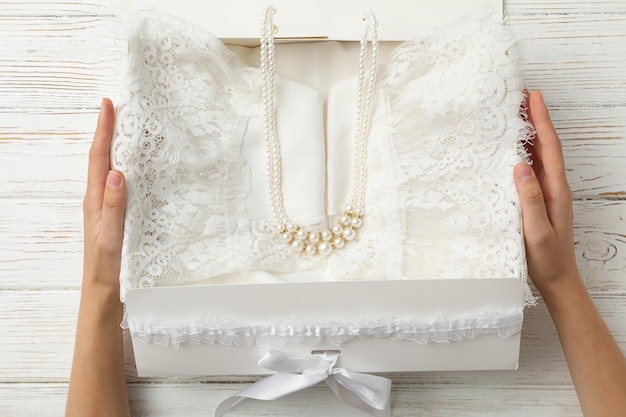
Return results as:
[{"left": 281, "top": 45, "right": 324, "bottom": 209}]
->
[
  {"left": 0, "top": 290, "right": 78, "bottom": 382},
  {"left": 2, "top": 0, "right": 626, "bottom": 17},
  {"left": 3, "top": 198, "right": 625, "bottom": 291},
  {"left": 0, "top": 14, "right": 624, "bottom": 111},
  {"left": 0, "top": 1, "right": 107, "bottom": 16},
  {"left": 2, "top": 0, "right": 625, "bottom": 17},
  {"left": 0, "top": 113, "right": 92, "bottom": 199},
  {"left": 574, "top": 201, "right": 626, "bottom": 292},
  {"left": 551, "top": 107, "right": 626, "bottom": 198},
  {"left": 0, "top": 16, "right": 122, "bottom": 112},
  {"left": 0, "top": 381, "right": 584, "bottom": 417},
  {"left": 4, "top": 0, "right": 621, "bottom": 17},
  {"left": 2, "top": 107, "right": 626, "bottom": 199},
  {"left": 1, "top": 289, "right": 624, "bottom": 385},
  {"left": 506, "top": 0, "right": 626, "bottom": 14},
  {"left": 0, "top": 199, "right": 83, "bottom": 289},
  {"left": 0, "top": 0, "right": 625, "bottom": 18},
  {"left": 505, "top": 14, "right": 626, "bottom": 107}
]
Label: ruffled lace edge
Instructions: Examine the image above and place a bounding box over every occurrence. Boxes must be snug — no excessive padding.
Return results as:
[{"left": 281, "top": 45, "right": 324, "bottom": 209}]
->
[{"left": 123, "top": 308, "right": 523, "bottom": 349}]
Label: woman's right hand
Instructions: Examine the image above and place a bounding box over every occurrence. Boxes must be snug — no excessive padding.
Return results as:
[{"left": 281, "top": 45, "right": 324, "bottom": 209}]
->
[{"left": 514, "top": 91, "right": 626, "bottom": 417}]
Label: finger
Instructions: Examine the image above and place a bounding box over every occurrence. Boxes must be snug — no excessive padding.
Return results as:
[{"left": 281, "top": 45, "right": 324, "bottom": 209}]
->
[
  {"left": 98, "top": 170, "right": 127, "bottom": 256},
  {"left": 527, "top": 91, "right": 572, "bottom": 228},
  {"left": 527, "top": 91, "right": 567, "bottom": 187},
  {"left": 85, "top": 98, "right": 115, "bottom": 214},
  {"left": 513, "top": 162, "right": 554, "bottom": 243}
]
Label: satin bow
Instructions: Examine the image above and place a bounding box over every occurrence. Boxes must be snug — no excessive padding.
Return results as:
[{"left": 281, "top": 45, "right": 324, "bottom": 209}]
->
[{"left": 215, "top": 350, "right": 392, "bottom": 417}]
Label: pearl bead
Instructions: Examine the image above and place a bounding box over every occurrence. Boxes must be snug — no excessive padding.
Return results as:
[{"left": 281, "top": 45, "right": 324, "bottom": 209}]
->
[
  {"left": 309, "top": 233, "right": 320, "bottom": 243},
  {"left": 340, "top": 215, "right": 350, "bottom": 226},
  {"left": 345, "top": 204, "right": 354, "bottom": 212},
  {"left": 286, "top": 223, "right": 296, "bottom": 232},
  {"left": 296, "top": 230, "right": 307, "bottom": 241},
  {"left": 318, "top": 242, "right": 333, "bottom": 256},
  {"left": 332, "top": 225, "right": 343, "bottom": 235},
  {"left": 333, "top": 237, "right": 345, "bottom": 248},
  {"left": 322, "top": 230, "right": 333, "bottom": 241},
  {"left": 351, "top": 217, "right": 363, "bottom": 228},
  {"left": 343, "top": 227, "right": 356, "bottom": 241},
  {"left": 305, "top": 244, "right": 316, "bottom": 255},
  {"left": 291, "top": 240, "right": 304, "bottom": 252},
  {"left": 281, "top": 232, "right": 292, "bottom": 241}
]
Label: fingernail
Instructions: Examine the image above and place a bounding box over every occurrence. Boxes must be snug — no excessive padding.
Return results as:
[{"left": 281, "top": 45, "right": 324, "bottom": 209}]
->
[
  {"left": 515, "top": 163, "right": 533, "bottom": 181},
  {"left": 107, "top": 171, "right": 122, "bottom": 189}
]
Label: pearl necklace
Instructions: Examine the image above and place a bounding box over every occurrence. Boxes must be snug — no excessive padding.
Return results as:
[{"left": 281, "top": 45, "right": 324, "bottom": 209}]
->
[{"left": 260, "top": 6, "right": 379, "bottom": 256}]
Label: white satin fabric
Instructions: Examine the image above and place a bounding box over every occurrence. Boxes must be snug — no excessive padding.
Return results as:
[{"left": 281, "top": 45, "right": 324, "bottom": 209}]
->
[{"left": 215, "top": 350, "right": 392, "bottom": 417}]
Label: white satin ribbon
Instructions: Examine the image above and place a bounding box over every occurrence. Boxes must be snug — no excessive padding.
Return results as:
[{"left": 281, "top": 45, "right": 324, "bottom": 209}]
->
[{"left": 215, "top": 350, "right": 392, "bottom": 417}]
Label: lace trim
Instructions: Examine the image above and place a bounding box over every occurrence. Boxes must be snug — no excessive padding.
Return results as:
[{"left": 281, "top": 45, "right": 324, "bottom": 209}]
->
[{"left": 123, "top": 308, "right": 523, "bottom": 348}]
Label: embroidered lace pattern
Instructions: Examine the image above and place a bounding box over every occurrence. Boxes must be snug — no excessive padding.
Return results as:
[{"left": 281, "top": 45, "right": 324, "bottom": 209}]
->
[{"left": 112, "top": 9, "right": 534, "bottom": 302}]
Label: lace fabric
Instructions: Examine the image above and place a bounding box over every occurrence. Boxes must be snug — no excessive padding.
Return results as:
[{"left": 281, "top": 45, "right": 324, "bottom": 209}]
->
[
  {"left": 111, "top": 7, "right": 533, "bottom": 304},
  {"left": 124, "top": 308, "right": 524, "bottom": 349}
]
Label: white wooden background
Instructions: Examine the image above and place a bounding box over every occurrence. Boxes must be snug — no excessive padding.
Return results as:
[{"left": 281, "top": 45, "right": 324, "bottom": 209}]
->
[{"left": 1, "top": 1, "right": 625, "bottom": 416}]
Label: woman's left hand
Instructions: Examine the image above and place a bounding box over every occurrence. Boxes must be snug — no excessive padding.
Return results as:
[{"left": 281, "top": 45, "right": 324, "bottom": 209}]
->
[{"left": 82, "top": 98, "right": 126, "bottom": 294}]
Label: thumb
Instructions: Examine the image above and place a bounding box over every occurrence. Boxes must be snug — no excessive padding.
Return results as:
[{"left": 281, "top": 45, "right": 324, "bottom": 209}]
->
[
  {"left": 513, "top": 162, "right": 553, "bottom": 242},
  {"left": 99, "top": 170, "right": 127, "bottom": 255}
]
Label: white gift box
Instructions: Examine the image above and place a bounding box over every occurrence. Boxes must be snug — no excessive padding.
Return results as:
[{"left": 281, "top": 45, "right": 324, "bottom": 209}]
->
[
  {"left": 126, "top": 278, "right": 524, "bottom": 376},
  {"left": 119, "top": 0, "right": 529, "bottom": 381}
]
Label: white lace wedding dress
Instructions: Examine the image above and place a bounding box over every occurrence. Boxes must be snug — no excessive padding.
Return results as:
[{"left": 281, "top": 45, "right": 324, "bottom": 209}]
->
[{"left": 112, "top": 7, "right": 534, "bottom": 346}]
